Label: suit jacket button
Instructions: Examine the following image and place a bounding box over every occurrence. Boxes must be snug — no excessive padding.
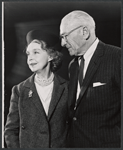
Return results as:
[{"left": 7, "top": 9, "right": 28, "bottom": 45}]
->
[
  {"left": 21, "top": 126, "right": 25, "bottom": 129},
  {"left": 73, "top": 117, "right": 77, "bottom": 121},
  {"left": 74, "top": 107, "right": 76, "bottom": 110},
  {"left": 50, "top": 144, "right": 52, "bottom": 148}
]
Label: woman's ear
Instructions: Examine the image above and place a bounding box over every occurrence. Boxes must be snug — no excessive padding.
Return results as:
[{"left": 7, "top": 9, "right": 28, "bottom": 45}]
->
[
  {"left": 48, "top": 56, "right": 53, "bottom": 62},
  {"left": 83, "top": 26, "right": 90, "bottom": 40}
]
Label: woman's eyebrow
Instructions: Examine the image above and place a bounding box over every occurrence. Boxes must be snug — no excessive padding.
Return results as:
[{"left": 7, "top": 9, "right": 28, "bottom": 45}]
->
[{"left": 33, "top": 48, "right": 41, "bottom": 51}]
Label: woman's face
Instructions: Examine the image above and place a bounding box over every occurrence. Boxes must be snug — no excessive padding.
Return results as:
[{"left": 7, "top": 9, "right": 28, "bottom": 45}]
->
[{"left": 26, "top": 42, "right": 51, "bottom": 73}]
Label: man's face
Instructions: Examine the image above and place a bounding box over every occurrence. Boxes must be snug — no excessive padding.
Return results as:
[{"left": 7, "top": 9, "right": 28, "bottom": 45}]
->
[{"left": 60, "top": 21, "right": 84, "bottom": 56}]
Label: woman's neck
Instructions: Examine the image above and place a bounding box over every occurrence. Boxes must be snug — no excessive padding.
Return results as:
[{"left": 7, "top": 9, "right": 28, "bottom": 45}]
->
[
  {"left": 35, "top": 70, "right": 54, "bottom": 87},
  {"left": 36, "top": 69, "right": 52, "bottom": 79}
]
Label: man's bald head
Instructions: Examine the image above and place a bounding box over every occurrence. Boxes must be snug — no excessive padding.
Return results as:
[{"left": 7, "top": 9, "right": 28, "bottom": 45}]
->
[{"left": 60, "top": 10, "right": 96, "bottom": 33}]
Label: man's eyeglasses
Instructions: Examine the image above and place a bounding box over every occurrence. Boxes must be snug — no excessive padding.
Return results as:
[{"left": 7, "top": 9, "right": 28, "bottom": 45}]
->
[{"left": 60, "top": 25, "right": 83, "bottom": 41}]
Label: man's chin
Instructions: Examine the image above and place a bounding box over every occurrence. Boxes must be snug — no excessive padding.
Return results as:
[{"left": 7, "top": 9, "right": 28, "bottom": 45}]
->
[
  {"left": 68, "top": 48, "right": 77, "bottom": 56},
  {"left": 69, "top": 51, "right": 74, "bottom": 56}
]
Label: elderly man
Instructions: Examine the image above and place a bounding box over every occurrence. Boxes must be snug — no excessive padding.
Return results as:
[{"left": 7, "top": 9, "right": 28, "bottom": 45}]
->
[{"left": 60, "top": 10, "right": 121, "bottom": 148}]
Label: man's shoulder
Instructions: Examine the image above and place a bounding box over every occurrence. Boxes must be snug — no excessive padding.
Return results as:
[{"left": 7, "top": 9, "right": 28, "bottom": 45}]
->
[
  {"left": 105, "top": 44, "right": 121, "bottom": 59},
  {"left": 106, "top": 44, "right": 121, "bottom": 51},
  {"left": 99, "top": 40, "right": 121, "bottom": 52},
  {"left": 96, "top": 40, "right": 121, "bottom": 59}
]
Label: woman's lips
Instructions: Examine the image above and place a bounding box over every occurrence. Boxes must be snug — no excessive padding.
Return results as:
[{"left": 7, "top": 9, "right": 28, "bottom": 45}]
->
[{"left": 30, "top": 63, "right": 37, "bottom": 66}]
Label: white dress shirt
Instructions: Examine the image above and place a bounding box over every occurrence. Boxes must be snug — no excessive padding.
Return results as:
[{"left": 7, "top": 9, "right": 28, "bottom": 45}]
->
[
  {"left": 35, "top": 81, "right": 54, "bottom": 115},
  {"left": 76, "top": 38, "right": 99, "bottom": 99}
]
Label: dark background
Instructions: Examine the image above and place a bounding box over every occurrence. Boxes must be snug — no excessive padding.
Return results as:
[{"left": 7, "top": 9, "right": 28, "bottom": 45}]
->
[{"left": 4, "top": 1, "right": 121, "bottom": 148}]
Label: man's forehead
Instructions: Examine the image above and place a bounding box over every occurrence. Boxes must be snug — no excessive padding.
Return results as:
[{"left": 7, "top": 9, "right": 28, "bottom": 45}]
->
[
  {"left": 60, "top": 20, "right": 81, "bottom": 34},
  {"left": 60, "top": 21, "right": 72, "bottom": 33}
]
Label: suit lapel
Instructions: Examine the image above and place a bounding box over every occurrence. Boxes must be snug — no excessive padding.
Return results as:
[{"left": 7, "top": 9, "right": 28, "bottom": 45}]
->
[
  {"left": 23, "top": 74, "right": 47, "bottom": 119},
  {"left": 76, "top": 41, "right": 105, "bottom": 107},
  {"left": 47, "top": 75, "right": 65, "bottom": 120}
]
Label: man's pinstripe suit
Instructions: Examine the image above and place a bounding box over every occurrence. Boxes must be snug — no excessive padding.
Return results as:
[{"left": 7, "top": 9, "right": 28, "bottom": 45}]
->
[{"left": 67, "top": 41, "right": 121, "bottom": 148}]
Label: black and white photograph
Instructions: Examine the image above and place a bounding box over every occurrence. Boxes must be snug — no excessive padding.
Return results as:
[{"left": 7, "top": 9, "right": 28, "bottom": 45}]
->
[{"left": 2, "top": 1, "right": 121, "bottom": 148}]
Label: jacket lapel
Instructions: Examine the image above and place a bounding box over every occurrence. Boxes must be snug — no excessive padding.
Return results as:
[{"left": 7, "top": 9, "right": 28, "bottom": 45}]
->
[
  {"left": 76, "top": 41, "right": 105, "bottom": 107},
  {"left": 47, "top": 74, "right": 65, "bottom": 120},
  {"left": 23, "top": 74, "right": 47, "bottom": 119}
]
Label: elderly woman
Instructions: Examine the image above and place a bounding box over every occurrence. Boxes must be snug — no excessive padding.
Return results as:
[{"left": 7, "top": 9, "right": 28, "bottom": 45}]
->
[{"left": 4, "top": 29, "right": 69, "bottom": 148}]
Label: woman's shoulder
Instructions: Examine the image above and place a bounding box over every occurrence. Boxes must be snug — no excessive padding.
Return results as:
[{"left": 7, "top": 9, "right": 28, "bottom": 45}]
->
[
  {"left": 13, "top": 74, "right": 35, "bottom": 92},
  {"left": 54, "top": 73, "right": 69, "bottom": 84}
]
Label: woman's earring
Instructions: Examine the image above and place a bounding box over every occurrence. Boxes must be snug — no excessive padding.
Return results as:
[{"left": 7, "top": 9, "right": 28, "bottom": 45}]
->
[{"left": 48, "top": 56, "right": 53, "bottom": 62}]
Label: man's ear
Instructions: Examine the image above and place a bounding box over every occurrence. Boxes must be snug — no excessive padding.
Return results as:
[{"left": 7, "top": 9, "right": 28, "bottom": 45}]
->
[{"left": 83, "top": 26, "right": 90, "bottom": 40}]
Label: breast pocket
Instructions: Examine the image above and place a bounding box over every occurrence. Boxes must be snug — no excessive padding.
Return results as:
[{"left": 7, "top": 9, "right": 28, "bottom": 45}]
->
[{"left": 87, "top": 82, "right": 109, "bottom": 99}]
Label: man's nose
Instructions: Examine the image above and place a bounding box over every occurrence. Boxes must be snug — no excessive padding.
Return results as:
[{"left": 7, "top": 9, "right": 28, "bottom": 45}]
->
[{"left": 61, "top": 38, "right": 67, "bottom": 47}]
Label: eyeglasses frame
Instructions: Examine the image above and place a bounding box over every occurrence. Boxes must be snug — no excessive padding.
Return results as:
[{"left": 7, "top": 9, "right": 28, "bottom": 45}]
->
[{"left": 60, "top": 25, "right": 83, "bottom": 41}]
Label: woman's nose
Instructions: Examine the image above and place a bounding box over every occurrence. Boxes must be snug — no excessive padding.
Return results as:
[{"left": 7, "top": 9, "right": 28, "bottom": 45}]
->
[{"left": 28, "top": 54, "right": 34, "bottom": 61}]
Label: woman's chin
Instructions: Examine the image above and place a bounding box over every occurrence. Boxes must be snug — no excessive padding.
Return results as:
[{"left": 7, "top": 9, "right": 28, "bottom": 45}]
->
[{"left": 30, "top": 68, "right": 37, "bottom": 73}]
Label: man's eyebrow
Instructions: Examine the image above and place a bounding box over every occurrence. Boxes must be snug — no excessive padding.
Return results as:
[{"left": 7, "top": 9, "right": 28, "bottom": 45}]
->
[
  {"left": 60, "top": 33, "right": 66, "bottom": 38},
  {"left": 60, "top": 31, "right": 66, "bottom": 36},
  {"left": 60, "top": 34, "right": 63, "bottom": 37}
]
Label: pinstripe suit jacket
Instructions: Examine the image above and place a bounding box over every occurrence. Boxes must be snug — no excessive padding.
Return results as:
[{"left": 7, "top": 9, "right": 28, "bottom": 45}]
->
[
  {"left": 68, "top": 41, "right": 121, "bottom": 148},
  {"left": 4, "top": 73, "right": 69, "bottom": 148}
]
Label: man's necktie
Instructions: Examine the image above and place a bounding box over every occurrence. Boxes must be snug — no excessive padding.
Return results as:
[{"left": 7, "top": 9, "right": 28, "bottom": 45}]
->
[
  {"left": 68, "top": 57, "right": 79, "bottom": 113},
  {"left": 78, "top": 56, "right": 84, "bottom": 88}
]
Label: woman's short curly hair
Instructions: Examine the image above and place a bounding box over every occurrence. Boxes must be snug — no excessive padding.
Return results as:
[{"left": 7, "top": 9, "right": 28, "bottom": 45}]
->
[{"left": 28, "top": 39, "right": 63, "bottom": 72}]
